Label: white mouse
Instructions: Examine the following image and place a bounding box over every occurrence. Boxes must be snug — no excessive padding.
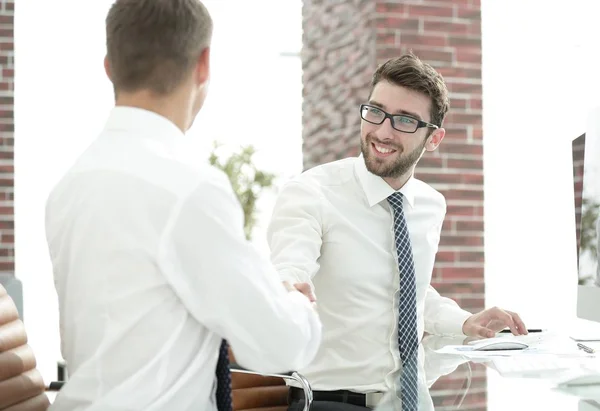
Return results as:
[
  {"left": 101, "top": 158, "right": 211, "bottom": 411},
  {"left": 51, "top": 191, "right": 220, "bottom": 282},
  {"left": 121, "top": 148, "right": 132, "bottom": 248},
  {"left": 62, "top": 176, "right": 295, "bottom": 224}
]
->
[{"left": 471, "top": 339, "right": 529, "bottom": 351}]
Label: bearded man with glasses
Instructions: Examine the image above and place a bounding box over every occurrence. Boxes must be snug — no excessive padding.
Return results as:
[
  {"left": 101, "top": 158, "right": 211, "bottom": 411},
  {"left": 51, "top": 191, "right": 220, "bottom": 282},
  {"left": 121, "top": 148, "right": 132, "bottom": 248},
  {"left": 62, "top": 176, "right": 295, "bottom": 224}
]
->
[{"left": 267, "top": 53, "right": 529, "bottom": 411}]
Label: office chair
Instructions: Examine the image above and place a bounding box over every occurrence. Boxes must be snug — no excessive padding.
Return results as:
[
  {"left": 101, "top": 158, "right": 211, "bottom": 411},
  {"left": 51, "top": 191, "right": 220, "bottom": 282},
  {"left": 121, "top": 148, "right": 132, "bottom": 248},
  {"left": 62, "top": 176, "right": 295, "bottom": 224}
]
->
[
  {"left": 0, "top": 284, "right": 50, "bottom": 411},
  {"left": 228, "top": 348, "right": 312, "bottom": 411}
]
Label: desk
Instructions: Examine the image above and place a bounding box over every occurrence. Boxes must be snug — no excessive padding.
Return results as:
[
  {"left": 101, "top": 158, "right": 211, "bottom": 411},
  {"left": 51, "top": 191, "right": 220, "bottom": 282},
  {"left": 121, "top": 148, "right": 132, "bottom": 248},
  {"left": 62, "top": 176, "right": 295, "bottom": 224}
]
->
[
  {"left": 374, "top": 336, "right": 600, "bottom": 410},
  {"left": 46, "top": 335, "right": 600, "bottom": 410}
]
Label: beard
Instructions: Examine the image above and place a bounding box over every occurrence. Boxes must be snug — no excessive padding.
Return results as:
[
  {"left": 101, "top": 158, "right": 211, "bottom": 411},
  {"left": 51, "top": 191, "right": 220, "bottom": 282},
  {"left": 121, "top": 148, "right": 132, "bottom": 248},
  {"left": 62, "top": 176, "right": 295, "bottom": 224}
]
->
[{"left": 360, "top": 133, "right": 427, "bottom": 179}]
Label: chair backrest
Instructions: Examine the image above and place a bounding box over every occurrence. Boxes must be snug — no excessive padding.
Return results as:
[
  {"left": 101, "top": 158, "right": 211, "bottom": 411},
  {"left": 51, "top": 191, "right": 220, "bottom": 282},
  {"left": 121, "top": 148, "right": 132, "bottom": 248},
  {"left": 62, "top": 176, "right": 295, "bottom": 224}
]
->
[
  {"left": 229, "top": 348, "right": 288, "bottom": 411},
  {"left": 0, "top": 284, "right": 49, "bottom": 411}
]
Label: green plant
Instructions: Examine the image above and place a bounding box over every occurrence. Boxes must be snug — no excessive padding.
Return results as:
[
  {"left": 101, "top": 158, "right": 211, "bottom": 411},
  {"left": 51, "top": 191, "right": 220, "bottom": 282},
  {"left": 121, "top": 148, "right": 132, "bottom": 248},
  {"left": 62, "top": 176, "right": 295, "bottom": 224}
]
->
[
  {"left": 580, "top": 198, "right": 599, "bottom": 259},
  {"left": 578, "top": 198, "right": 599, "bottom": 285},
  {"left": 208, "top": 142, "right": 276, "bottom": 240}
]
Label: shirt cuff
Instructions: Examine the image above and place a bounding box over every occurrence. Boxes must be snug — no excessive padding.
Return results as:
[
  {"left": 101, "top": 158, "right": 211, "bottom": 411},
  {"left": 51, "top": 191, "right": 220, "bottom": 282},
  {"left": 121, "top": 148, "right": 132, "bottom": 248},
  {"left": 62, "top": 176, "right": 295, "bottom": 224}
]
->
[{"left": 434, "top": 309, "right": 473, "bottom": 336}]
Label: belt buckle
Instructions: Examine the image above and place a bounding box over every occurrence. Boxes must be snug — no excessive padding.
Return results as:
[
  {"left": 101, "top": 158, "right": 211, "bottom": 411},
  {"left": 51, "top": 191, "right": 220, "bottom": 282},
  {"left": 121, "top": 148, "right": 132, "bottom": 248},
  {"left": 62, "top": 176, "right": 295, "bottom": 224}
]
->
[{"left": 365, "top": 392, "right": 384, "bottom": 408}]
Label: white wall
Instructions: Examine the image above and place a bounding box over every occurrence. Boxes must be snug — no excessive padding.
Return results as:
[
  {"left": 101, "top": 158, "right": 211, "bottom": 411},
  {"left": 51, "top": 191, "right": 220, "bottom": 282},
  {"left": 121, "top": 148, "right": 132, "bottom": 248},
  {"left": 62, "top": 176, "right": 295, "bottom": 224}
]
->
[
  {"left": 481, "top": 1, "right": 600, "bottom": 409},
  {"left": 15, "top": 0, "right": 302, "bottom": 383}
]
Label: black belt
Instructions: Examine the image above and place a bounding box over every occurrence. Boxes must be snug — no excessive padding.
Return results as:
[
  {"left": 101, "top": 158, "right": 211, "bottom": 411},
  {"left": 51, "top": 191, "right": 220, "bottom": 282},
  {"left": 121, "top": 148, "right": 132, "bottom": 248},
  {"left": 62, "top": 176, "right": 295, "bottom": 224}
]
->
[{"left": 289, "top": 386, "right": 367, "bottom": 407}]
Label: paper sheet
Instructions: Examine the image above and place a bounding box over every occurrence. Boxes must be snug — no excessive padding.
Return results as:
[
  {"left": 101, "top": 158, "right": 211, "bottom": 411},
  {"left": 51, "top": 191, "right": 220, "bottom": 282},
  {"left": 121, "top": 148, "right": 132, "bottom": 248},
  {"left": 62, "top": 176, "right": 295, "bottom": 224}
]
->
[{"left": 434, "top": 332, "right": 594, "bottom": 359}]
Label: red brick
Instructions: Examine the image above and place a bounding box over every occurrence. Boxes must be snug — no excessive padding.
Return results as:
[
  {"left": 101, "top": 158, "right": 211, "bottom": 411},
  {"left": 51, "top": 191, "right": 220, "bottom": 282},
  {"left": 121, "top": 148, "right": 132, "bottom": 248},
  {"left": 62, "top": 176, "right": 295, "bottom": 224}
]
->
[
  {"left": 422, "top": 19, "right": 470, "bottom": 35},
  {"left": 438, "top": 266, "right": 484, "bottom": 279},
  {"left": 456, "top": 6, "right": 481, "bottom": 19},
  {"left": 445, "top": 81, "right": 482, "bottom": 95},
  {"left": 376, "top": 2, "right": 406, "bottom": 14},
  {"left": 456, "top": 48, "right": 481, "bottom": 63},
  {"left": 399, "top": 33, "right": 448, "bottom": 48},
  {"left": 0, "top": 261, "right": 13, "bottom": 271},
  {"left": 408, "top": 4, "right": 454, "bottom": 17},
  {"left": 0, "top": 206, "right": 12, "bottom": 215},
  {"left": 449, "top": 98, "right": 468, "bottom": 109},
  {"left": 469, "top": 21, "right": 482, "bottom": 36},
  {"left": 0, "top": 28, "right": 12, "bottom": 38},
  {"left": 439, "top": 142, "right": 483, "bottom": 155},
  {"left": 444, "top": 188, "right": 483, "bottom": 201},
  {"left": 456, "top": 220, "right": 484, "bottom": 232},
  {"left": 445, "top": 204, "right": 479, "bottom": 216},
  {"left": 432, "top": 280, "right": 484, "bottom": 295},
  {"left": 377, "top": 31, "right": 397, "bottom": 45},
  {"left": 443, "top": 126, "right": 469, "bottom": 141},
  {"left": 417, "top": 170, "right": 483, "bottom": 186},
  {"left": 436, "top": 251, "right": 457, "bottom": 263},
  {"left": 419, "top": 156, "right": 444, "bottom": 168},
  {"left": 437, "top": 66, "right": 482, "bottom": 79},
  {"left": 462, "top": 173, "right": 483, "bottom": 185},
  {"left": 470, "top": 97, "right": 482, "bottom": 110},
  {"left": 447, "top": 112, "right": 483, "bottom": 125},
  {"left": 440, "top": 233, "right": 483, "bottom": 247},
  {"left": 407, "top": 46, "right": 454, "bottom": 63},
  {"left": 375, "top": 16, "right": 419, "bottom": 31},
  {"left": 448, "top": 35, "right": 481, "bottom": 47},
  {"left": 0, "top": 220, "right": 13, "bottom": 230},
  {"left": 458, "top": 251, "right": 484, "bottom": 262}
]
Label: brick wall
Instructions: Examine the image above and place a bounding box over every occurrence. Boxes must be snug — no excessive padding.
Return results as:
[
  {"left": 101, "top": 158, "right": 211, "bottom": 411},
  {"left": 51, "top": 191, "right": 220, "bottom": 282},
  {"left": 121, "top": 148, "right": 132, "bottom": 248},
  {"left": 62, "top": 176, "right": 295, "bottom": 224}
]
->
[
  {"left": 572, "top": 133, "right": 586, "bottom": 265},
  {"left": 0, "top": 0, "right": 13, "bottom": 275},
  {"left": 302, "top": 0, "right": 485, "bottom": 409}
]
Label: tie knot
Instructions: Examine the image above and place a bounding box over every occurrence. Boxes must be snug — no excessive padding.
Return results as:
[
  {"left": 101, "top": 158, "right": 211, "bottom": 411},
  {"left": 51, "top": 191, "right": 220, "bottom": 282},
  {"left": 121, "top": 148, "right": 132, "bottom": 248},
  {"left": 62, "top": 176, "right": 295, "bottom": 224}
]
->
[{"left": 387, "top": 192, "right": 404, "bottom": 211}]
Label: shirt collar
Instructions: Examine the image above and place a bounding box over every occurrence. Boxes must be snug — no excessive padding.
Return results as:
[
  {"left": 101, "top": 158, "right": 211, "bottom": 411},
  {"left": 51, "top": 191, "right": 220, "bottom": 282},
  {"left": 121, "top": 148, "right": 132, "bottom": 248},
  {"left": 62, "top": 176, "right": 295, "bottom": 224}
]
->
[
  {"left": 102, "top": 106, "right": 186, "bottom": 145},
  {"left": 354, "top": 154, "right": 416, "bottom": 209}
]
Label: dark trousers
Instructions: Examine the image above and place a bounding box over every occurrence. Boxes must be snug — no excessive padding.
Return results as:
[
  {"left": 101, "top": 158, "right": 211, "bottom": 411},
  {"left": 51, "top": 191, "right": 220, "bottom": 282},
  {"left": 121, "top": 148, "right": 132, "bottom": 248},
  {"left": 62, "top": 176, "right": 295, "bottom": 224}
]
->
[{"left": 287, "top": 399, "right": 370, "bottom": 411}]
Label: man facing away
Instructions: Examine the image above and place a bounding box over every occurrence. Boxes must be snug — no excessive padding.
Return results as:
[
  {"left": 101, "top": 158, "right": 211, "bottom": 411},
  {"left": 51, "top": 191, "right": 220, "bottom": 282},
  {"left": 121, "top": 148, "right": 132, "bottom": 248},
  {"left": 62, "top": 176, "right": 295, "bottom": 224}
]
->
[
  {"left": 44, "top": 1, "right": 321, "bottom": 410},
  {"left": 267, "top": 54, "right": 528, "bottom": 411}
]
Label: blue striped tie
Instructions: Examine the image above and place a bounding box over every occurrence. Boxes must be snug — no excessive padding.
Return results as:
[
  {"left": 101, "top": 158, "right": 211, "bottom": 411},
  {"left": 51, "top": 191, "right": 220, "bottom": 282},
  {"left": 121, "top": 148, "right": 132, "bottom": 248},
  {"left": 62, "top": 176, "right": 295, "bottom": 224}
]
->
[{"left": 387, "top": 192, "right": 419, "bottom": 410}]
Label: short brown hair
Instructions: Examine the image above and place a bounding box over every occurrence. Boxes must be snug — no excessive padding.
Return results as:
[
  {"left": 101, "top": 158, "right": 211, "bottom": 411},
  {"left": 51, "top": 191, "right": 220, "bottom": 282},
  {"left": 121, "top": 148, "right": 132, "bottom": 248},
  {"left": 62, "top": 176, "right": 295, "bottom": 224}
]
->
[
  {"left": 370, "top": 53, "right": 450, "bottom": 127},
  {"left": 105, "top": 0, "right": 213, "bottom": 95}
]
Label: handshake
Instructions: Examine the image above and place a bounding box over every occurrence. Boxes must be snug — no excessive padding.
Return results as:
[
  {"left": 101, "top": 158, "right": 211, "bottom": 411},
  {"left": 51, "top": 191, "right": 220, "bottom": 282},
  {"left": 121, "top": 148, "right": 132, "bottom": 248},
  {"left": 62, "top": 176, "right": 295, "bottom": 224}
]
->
[{"left": 282, "top": 281, "right": 317, "bottom": 306}]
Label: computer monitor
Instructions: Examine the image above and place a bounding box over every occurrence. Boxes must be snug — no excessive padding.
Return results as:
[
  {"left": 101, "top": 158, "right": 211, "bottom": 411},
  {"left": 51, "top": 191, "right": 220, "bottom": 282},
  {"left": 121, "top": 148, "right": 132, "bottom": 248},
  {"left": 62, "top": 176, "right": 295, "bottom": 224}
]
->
[{"left": 573, "top": 106, "right": 600, "bottom": 324}]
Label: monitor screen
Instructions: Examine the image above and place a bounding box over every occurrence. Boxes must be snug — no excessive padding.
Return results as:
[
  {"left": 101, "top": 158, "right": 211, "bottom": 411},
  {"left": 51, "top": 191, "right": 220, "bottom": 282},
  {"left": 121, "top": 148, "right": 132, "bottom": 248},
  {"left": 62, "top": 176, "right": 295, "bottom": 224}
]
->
[{"left": 573, "top": 128, "right": 600, "bottom": 287}]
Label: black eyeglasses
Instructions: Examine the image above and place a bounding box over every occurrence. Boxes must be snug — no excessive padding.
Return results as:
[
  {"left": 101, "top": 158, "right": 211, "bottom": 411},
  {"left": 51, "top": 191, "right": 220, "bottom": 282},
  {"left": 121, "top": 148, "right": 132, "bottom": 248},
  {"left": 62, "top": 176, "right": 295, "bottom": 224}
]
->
[{"left": 360, "top": 104, "right": 439, "bottom": 134}]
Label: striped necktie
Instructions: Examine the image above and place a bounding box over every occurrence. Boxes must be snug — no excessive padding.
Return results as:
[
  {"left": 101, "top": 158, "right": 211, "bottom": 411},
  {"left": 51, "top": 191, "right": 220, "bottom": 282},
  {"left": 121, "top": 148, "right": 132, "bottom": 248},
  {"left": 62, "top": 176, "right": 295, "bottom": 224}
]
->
[
  {"left": 215, "top": 340, "right": 232, "bottom": 411},
  {"left": 387, "top": 192, "right": 419, "bottom": 410}
]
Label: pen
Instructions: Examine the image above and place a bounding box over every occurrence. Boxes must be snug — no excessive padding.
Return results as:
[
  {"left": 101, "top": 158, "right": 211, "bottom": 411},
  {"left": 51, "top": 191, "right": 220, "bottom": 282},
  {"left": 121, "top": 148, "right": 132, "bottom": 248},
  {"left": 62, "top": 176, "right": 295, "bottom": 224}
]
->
[
  {"left": 577, "top": 343, "right": 596, "bottom": 354},
  {"left": 499, "top": 329, "right": 543, "bottom": 333}
]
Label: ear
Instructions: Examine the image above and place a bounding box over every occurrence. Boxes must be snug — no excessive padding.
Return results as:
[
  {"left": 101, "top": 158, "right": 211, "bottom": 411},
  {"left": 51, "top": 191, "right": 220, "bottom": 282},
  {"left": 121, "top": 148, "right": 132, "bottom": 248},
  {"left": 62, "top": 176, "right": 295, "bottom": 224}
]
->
[
  {"left": 104, "top": 55, "right": 112, "bottom": 82},
  {"left": 194, "top": 47, "right": 211, "bottom": 87},
  {"left": 425, "top": 128, "right": 445, "bottom": 152}
]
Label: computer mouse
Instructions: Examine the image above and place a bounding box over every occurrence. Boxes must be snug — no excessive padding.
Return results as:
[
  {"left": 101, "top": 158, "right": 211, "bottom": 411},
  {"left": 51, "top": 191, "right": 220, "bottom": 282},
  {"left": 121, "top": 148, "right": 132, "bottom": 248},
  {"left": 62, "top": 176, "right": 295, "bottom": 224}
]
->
[{"left": 471, "top": 339, "right": 529, "bottom": 351}]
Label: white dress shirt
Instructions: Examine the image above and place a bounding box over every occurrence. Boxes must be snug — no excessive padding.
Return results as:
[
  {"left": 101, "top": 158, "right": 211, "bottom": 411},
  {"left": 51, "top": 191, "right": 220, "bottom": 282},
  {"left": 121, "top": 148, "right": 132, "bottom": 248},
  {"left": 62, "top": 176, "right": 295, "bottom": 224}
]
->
[
  {"left": 267, "top": 155, "right": 471, "bottom": 393},
  {"left": 45, "top": 107, "right": 321, "bottom": 411}
]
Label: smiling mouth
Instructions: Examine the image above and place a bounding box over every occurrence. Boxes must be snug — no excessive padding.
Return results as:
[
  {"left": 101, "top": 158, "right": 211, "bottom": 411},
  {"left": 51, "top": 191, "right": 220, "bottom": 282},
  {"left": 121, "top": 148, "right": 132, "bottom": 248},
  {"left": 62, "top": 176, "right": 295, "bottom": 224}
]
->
[{"left": 371, "top": 142, "right": 397, "bottom": 157}]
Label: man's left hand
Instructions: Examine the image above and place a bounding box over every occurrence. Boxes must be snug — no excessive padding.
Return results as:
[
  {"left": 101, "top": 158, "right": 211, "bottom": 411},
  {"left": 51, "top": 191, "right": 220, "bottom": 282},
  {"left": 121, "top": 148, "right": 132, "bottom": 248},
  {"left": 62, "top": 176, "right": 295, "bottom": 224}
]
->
[{"left": 462, "top": 306, "right": 527, "bottom": 338}]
